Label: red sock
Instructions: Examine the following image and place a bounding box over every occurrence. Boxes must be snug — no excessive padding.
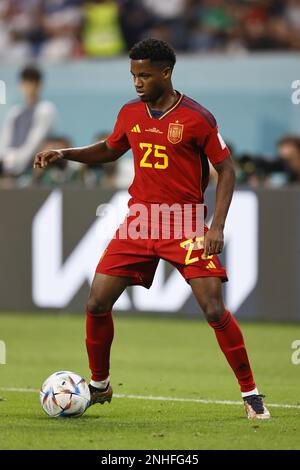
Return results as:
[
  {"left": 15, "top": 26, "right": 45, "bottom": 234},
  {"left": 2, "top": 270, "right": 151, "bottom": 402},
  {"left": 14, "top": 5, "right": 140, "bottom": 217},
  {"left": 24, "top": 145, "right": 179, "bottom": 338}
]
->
[
  {"left": 209, "top": 310, "right": 256, "bottom": 393},
  {"left": 86, "top": 307, "right": 114, "bottom": 381}
]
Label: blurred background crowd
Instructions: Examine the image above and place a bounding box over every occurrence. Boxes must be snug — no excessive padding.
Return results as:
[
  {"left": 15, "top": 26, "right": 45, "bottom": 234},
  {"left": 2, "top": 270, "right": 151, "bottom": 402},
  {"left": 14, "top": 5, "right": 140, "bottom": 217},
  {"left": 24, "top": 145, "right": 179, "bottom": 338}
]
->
[
  {"left": 1, "top": 0, "right": 300, "bottom": 62},
  {"left": 0, "top": 1, "right": 300, "bottom": 189}
]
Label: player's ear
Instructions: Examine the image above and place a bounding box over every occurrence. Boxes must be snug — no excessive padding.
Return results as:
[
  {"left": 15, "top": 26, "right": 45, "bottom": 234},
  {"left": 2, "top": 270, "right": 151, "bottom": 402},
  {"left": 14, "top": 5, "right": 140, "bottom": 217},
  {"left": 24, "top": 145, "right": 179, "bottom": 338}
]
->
[{"left": 162, "top": 66, "right": 172, "bottom": 80}]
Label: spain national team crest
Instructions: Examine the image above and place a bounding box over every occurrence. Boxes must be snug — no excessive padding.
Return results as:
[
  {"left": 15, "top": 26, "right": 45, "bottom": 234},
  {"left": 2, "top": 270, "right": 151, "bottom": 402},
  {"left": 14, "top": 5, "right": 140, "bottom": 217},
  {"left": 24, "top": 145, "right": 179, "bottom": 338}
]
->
[{"left": 167, "top": 122, "right": 184, "bottom": 144}]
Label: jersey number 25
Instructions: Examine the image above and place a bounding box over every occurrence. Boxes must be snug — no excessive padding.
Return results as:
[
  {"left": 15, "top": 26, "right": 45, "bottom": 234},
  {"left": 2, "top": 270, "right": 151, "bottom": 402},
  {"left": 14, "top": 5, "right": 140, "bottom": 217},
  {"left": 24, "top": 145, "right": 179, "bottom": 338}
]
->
[{"left": 139, "top": 143, "right": 168, "bottom": 170}]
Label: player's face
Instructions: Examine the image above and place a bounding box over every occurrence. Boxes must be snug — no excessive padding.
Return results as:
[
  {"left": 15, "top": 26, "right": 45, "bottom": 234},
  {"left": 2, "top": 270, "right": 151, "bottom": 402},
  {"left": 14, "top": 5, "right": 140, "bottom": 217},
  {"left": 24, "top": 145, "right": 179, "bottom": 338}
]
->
[{"left": 130, "top": 59, "right": 171, "bottom": 103}]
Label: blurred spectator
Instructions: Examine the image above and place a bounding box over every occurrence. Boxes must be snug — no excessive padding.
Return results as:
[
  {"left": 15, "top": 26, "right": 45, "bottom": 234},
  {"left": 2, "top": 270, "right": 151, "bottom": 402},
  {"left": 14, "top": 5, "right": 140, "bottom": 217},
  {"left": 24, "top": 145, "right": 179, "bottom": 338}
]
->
[
  {"left": 94, "top": 130, "right": 134, "bottom": 190},
  {"left": 284, "top": 0, "right": 300, "bottom": 31},
  {"left": 76, "top": 131, "right": 116, "bottom": 188},
  {"left": 141, "top": 0, "right": 192, "bottom": 50},
  {"left": 76, "top": 130, "right": 134, "bottom": 189},
  {"left": 32, "top": 135, "right": 72, "bottom": 187},
  {"left": 41, "top": 0, "right": 84, "bottom": 61},
  {"left": 1, "top": 0, "right": 300, "bottom": 60},
  {"left": 0, "top": 64, "right": 56, "bottom": 180},
  {"left": 189, "top": 0, "right": 238, "bottom": 52},
  {"left": 118, "top": 0, "right": 150, "bottom": 50},
  {"left": 236, "top": 155, "right": 270, "bottom": 186},
  {"left": 83, "top": 0, "right": 124, "bottom": 57},
  {"left": 234, "top": 153, "right": 288, "bottom": 187},
  {"left": 0, "top": 0, "right": 34, "bottom": 62},
  {"left": 277, "top": 135, "right": 300, "bottom": 183}
]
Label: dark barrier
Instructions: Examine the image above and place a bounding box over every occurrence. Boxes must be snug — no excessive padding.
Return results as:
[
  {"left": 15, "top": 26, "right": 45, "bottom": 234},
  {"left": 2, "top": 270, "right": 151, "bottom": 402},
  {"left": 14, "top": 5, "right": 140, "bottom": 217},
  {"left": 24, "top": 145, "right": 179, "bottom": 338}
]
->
[{"left": 0, "top": 187, "right": 299, "bottom": 321}]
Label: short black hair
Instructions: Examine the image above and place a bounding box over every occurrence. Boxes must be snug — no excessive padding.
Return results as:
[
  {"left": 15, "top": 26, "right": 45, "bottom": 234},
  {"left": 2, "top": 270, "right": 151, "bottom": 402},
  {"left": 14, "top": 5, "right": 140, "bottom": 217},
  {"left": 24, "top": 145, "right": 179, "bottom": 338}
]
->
[
  {"left": 129, "top": 38, "right": 176, "bottom": 69},
  {"left": 20, "top": 64, "right": 43, "bottom": 83}
]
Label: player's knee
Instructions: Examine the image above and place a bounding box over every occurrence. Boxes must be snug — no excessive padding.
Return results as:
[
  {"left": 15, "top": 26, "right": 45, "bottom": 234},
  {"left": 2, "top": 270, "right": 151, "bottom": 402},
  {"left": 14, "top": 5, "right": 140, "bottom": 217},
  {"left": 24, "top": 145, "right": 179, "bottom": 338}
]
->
[
  {"left": 202, "top": 298, "right": 224, "bottom": 322},
  {"left": 87, "top": 295, "right": 113, "bottom": 316}
]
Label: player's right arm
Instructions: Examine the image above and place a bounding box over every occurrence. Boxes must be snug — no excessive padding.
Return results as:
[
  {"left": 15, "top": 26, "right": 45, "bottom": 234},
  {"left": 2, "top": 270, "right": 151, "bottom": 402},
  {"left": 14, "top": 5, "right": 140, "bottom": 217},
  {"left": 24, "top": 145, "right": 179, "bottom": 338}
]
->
[
  {"left": 34, "top": 105, "right": 130, "bottom": 169},
  {"left": 33, "top": 140, "right": 123, "bottom": 169}
]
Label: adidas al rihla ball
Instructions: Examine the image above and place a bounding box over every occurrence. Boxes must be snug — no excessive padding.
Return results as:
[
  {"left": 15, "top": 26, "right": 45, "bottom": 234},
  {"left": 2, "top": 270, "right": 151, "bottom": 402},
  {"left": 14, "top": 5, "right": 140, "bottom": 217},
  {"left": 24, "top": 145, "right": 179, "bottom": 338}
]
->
[{"left": 40, "top": 371, "right": 90, "bottom": 417}]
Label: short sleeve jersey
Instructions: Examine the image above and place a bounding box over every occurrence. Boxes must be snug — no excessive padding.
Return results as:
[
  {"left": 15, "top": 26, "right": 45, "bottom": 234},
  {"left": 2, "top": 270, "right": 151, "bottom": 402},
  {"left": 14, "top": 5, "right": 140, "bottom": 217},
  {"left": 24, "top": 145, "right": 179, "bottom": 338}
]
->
[{"left": 107, "top": 93, "right": 230, "bottom": 205}]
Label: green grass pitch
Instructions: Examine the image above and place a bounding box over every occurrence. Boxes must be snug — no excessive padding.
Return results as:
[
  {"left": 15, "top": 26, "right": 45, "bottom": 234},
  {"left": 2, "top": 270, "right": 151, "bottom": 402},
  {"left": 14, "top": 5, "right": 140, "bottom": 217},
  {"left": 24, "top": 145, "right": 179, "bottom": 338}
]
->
[{"left": 0, "top": 312, "right": 300, "bottom": 450}]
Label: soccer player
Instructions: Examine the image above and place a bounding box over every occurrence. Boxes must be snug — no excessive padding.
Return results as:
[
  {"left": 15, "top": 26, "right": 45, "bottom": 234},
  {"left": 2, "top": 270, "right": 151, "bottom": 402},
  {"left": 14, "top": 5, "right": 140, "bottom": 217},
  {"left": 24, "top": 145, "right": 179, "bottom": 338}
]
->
[{"left": 34, "top": 39, "right": 270, "bottom": 420}]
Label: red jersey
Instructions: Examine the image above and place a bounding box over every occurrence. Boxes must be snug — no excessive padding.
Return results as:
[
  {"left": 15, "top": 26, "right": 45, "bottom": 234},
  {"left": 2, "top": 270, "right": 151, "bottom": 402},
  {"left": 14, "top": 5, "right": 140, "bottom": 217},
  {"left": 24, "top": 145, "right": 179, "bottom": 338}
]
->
[{"left": 107, "top": 93, "right": 230, "bottom": 205}]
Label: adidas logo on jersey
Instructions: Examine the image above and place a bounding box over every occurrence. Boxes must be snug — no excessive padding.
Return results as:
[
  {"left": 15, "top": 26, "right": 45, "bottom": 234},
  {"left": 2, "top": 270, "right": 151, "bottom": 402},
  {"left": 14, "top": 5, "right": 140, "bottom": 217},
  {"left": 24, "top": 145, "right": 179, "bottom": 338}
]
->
[
  {"left": 206, "top": 261, "right": 216, "bottom": 269},
  {"left": 131, "top": 124, "right": 141, "bottom": 133}
]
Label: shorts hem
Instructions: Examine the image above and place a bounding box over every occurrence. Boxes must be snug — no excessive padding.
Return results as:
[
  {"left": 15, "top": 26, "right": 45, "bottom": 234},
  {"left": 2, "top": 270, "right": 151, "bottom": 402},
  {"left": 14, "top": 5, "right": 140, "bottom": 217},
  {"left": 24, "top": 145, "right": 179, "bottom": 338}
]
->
[
  {"left": 185, "top": 271, "right": 228, "bottom": 283},
  {"left": 96, "top": 267, "right": 153, "bottom": 289}
]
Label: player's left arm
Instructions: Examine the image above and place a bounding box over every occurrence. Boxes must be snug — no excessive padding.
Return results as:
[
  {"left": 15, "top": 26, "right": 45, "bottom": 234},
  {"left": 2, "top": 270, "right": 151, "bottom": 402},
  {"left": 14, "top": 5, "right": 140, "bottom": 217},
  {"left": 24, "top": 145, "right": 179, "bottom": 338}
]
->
[{"left": 204, "top": 156, "right": 235, "bottom": 257}]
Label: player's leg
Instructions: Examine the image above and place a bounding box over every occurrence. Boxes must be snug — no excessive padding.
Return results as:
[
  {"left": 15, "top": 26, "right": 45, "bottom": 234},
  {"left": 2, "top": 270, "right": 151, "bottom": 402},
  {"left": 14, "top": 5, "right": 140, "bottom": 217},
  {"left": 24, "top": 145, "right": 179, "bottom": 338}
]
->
[
  {"left": 86, "top": 273, "right": 131, "bottom": 405},
  {"left": 189, "top": 276, "right": 255, "bottom": 390},
  {"left": 189, "top": 276, "right": 270, "bottom": 419},
  {"left": 87, "top": 220, "right": 159, "bottom": 404}
]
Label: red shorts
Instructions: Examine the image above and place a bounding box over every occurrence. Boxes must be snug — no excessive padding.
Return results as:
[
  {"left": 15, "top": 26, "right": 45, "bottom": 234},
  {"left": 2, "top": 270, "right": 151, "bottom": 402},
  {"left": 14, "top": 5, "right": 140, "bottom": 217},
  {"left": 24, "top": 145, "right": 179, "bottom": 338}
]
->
[{"left": 96, "top": 215, "right": 228, "bottom": 289}]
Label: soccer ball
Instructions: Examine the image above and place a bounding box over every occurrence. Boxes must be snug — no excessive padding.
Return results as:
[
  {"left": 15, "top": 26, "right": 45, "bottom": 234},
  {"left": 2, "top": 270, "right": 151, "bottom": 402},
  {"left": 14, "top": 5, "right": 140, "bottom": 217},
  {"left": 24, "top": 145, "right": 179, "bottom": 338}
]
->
[{"left": 40, "top": 371, "right": 90, "bottom": 417}]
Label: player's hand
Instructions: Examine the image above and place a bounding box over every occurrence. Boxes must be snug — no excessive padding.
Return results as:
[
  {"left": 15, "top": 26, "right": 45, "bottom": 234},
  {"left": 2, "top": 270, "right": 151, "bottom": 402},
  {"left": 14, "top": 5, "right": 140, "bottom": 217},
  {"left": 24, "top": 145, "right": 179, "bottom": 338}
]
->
[
  {"left": 204, "top": 226, "right": 224, "bottom": 257},
  {"left": 33, "top": 149, "right": 64, "bottom": 169}
]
